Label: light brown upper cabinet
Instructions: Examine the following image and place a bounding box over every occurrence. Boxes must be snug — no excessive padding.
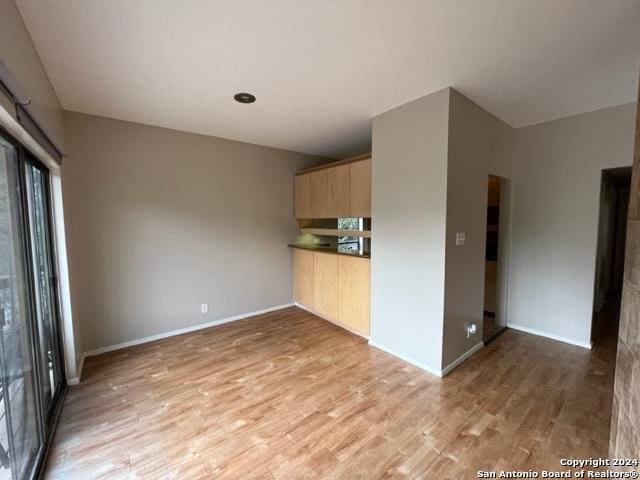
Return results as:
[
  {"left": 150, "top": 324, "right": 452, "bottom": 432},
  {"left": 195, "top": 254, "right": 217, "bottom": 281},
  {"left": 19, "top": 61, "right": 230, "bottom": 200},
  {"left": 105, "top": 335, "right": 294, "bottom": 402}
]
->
[
  {"left": 309, "top": 170, "right": 329, "bottom": 218},
  {"left": 294, "top": 157, "right": 371, "bottom": 219},
  {"left": 349, "top": 159, "right": 371, "bottom": 217},
  {"left": 294, "top": 174, "right": 312, "bottom": 219},
  {"left": 327, "top": 164, "right": 350, "bottom": 217}
]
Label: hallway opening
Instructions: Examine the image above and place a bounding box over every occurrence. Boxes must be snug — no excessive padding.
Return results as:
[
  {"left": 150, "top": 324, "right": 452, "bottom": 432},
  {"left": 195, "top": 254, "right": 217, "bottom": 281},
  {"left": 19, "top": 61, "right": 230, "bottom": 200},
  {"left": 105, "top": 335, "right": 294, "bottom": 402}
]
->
[
  {"left": 592, "top": 167, "right": 631, "bottom": 346},
  {"left": 483, "top": 175, "right": 511, "bottom": 343}
]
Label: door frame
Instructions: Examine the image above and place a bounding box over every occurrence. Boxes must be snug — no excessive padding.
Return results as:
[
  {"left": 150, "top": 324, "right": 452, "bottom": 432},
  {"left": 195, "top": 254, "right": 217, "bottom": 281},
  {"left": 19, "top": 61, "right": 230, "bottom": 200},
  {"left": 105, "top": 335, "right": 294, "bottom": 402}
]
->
[
  {"left": 23, "top": 151, "right": 67, "bottom": 426},
  {"left": 483, "top": 174, "right": 512, "bottom": 333},
  {"left": 0, "top": 107, "right": 78, "bottom": 388}
]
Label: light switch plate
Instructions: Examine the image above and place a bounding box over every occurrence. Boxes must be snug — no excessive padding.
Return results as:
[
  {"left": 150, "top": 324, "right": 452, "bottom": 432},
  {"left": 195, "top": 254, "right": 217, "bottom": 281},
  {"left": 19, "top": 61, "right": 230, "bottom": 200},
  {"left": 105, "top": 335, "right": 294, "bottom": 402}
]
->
[{"left": 456, "top": 232, "right": 466, "bottom": 246}]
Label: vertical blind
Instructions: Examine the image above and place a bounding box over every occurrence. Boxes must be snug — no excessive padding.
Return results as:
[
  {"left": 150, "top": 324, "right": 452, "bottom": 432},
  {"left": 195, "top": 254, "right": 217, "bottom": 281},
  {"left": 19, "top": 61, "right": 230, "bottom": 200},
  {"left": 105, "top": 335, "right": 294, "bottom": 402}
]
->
[{"left": 0, "top": 57, "right": 64, "bottom": 163}]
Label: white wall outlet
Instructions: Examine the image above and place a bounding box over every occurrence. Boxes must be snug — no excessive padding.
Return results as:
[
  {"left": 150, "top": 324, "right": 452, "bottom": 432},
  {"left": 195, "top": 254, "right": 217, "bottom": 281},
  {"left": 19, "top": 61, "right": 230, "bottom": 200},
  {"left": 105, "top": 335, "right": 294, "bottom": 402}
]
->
[
  {"left": 466, "top": 323, "right": 477, "bottom": 339},
  {"left": 456, "top": 232, "right": 466, "bottom": 246},
  {"left": 200, "top": 304, "right": 208, "bottom": 314}
]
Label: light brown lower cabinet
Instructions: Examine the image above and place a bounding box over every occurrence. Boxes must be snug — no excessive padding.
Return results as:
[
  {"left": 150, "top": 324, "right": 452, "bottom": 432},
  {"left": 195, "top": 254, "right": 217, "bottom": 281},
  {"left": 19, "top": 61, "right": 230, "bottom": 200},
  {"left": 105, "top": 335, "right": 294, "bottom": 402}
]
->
[
  {"left": 293, "top": 249, "right": 370, "bottom": 337},
  {"left": 313, "top": 253, "right": 339, "bottom": 320},
  {"left": 293, "top": 249, "right": 315, "bottom": 309},
  {"left": 338, "top": 255, "right": 370, "bottom": 336}
]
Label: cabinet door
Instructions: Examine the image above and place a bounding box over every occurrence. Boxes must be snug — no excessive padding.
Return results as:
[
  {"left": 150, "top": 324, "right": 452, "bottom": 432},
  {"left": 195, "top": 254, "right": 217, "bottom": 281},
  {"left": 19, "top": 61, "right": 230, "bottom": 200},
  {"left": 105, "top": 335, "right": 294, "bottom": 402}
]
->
[
  {"left": 294, "top": 174, "right": 312, "bottom": 219},
  {"left": 338, "top": 256, "right": 370, "bottom": 336},
  {"left": 310, "top": 169, "right": 329, "bottom": 218},
  {"left": 349, "top": 159, "right": 371, "bottom": 217},
  {"left": 314, "top": 253, "right": 339, "bottom": 320},
  {"left": 327, "top": 164, "right": 350, "bottom": 217},
  {"left": 293, "top": 249, "right": 315, "bottom": 309}
]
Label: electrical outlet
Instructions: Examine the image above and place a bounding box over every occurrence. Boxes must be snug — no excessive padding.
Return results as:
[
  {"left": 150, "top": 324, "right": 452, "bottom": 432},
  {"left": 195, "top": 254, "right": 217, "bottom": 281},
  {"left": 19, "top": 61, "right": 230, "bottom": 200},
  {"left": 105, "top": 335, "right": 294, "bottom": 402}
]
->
[
  {"left": 201, "top": 304, "right": 208, "bottom": 314},
  {"left": 456, "top": 232, "right": 466, "bottom": 246},
  {"left": 467, "top": 323, "right": 477, "bottom": 339}
]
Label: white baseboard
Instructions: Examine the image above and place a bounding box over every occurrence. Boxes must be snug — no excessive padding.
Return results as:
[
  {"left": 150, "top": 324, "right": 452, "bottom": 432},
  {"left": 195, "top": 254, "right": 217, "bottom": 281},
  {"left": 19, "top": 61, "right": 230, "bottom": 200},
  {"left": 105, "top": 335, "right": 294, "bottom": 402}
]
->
[
  {"left": 441, "top": 342, "right": 484, "bottom": 377},
  {"left": 82, "top": 303, "right": 295, "bottom": 359},
  {"left": 506, "top": 322, "right": 592, "bottom": 349},
  {"left": 367, "top": 340, "right": 442, "bottom": 377},
  {"left": 368, "top": 340, "right": 484, "bottom": 378},
  {"left": 294, "top": 302, "right": 369, "bottom": 339}
]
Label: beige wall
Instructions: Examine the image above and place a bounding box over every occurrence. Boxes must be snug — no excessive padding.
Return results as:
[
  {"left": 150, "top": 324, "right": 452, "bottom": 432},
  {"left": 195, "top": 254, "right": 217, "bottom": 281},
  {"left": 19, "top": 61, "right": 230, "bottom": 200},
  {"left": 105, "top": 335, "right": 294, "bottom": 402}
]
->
[
  {"left": 63, "top": 111, "right": 323, "bottom": 352},
  {"left": 371, "top": 87, "right": 515, "bottom": 374},
  {"left": 509, "top": 103, "right": 636, "bottom": 347},
  {"left": 443, "top": 89, "right": 515, "bottom": 368},
  {"left": 370, "top": 88, "right": 633, "bottom": 374},
  {"left": 370, "top": 88, "right": 450, "bottom": 374},
  {"left": 0, "top": 0, "right": 80, "bottom": 375},
  {"left": 0, "top": 0, "right": 65, "bottom": 148}
]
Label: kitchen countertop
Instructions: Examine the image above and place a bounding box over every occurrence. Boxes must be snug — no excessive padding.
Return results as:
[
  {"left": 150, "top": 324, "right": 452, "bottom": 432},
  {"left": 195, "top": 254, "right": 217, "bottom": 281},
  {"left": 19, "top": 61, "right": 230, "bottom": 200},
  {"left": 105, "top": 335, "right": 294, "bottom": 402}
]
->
[{"left": 287, "top": 244, "right": 370, "bottom": 259}]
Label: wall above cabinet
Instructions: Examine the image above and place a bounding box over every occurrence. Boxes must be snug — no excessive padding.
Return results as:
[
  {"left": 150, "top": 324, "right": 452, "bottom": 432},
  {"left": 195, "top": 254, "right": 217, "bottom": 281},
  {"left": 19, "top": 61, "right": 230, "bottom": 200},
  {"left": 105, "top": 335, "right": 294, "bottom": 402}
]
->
[{"left": 294, "top": 155, "right": 371, "bottom": 219}]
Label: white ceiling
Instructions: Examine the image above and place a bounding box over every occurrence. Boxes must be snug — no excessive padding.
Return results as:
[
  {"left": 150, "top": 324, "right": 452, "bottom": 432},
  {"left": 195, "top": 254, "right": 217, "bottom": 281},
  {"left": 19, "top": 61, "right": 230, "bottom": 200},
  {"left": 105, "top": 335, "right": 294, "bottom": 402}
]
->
[{"left": 16, "top": 0, "right": 640, "bottom": 158}]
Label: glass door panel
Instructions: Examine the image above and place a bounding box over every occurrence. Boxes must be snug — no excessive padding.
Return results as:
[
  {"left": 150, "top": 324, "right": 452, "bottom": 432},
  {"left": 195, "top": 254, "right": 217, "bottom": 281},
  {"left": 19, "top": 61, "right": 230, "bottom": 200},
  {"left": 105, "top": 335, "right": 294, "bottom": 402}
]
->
[
  {"left": 24, "top": 161, "right": 62, "bottom": 422},
  {"left": 0, "top": 136, "right": 41, "bottom": 480}
]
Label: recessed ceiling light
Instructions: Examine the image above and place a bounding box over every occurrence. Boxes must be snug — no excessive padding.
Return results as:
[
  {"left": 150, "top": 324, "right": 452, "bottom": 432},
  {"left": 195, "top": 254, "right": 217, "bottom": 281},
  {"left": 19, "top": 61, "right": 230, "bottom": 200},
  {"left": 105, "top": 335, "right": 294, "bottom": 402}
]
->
[{"left": 234, "top": 92, "right": 256, "bottom": 104}]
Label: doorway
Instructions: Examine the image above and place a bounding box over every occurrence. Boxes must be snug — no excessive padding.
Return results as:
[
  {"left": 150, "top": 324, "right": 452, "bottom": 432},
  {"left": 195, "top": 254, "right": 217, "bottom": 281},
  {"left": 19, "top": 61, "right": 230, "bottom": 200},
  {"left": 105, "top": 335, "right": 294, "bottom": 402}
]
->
[
  {"left": 592, "top": 167, "right": 631, "bottom": 346},
  {"left": 483, "top": 175, "right": 511, "bottom": 343}
]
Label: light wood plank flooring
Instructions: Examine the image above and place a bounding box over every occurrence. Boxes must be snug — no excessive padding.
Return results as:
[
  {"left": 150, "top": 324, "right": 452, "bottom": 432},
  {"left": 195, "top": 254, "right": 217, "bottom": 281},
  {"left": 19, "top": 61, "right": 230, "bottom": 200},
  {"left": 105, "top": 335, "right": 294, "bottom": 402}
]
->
[
  {"left": 45, "top": 306, "right": 616, "bottom": 479},
  {"left": 482, "top": 315, "right": 505, "bottom": 343}
]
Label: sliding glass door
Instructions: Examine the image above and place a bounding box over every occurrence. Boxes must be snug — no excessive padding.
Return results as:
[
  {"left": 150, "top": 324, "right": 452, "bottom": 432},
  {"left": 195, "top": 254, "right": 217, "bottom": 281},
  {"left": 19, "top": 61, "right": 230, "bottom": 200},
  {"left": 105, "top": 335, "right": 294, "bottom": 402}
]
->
[
  {"left": 0, "top": 136, "right": 40, "bottom": 480},
  {"left": 0, "top": 130, "right": 65, "bottom": 480},
  {"left": 24, "top": 157, "right": 63, "bottom": 426}
]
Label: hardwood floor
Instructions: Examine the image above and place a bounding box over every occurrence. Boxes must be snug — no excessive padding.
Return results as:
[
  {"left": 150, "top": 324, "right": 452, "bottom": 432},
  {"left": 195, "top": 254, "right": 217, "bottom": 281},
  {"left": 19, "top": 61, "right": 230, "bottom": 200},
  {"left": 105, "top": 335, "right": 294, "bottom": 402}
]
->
[
  {"left": 45, "top": 306, "right": 616, "bottom": 479},
  {"left": 482, "top": 315, "right": 505, "bottom": 343}
]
